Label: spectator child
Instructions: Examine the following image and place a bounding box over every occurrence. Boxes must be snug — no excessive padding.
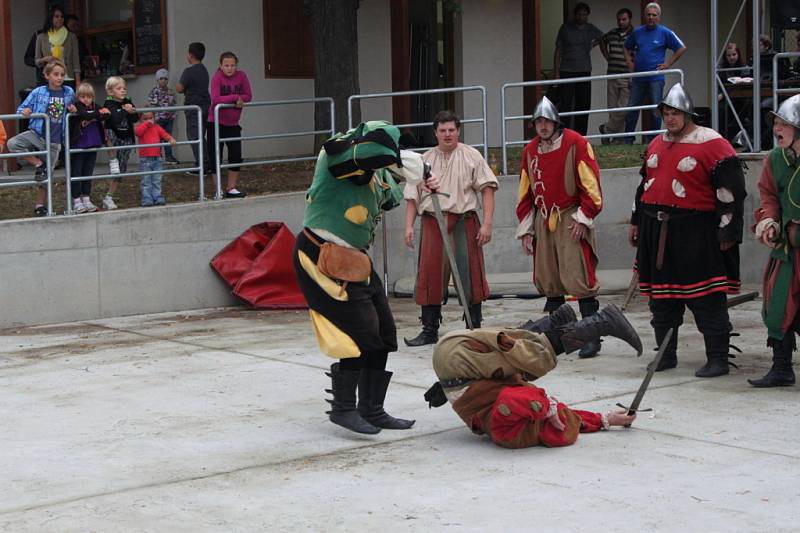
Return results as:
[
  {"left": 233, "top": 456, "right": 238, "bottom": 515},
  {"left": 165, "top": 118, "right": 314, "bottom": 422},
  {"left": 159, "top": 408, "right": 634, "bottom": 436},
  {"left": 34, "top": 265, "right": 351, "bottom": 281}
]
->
[
  {"left": 68, "top": 81, "right": 108, "bottom": 213},
  {"left": 7, "top": 59, "right": 75, "bottom": 216},
  {"left": 148, "top": 68, "right": 178, "bottom": 164},
  {"left": 134, "top": 111, "right": 176, "bottom": 206},
  {"left": 103, "top": 76, "right": 138, "bottom": 210},
  {"left": 209, "top": 51, "right": 252, "bottom": 198},
  {"left": 176, "top": 42, "right": 211, "bottom": 175}
]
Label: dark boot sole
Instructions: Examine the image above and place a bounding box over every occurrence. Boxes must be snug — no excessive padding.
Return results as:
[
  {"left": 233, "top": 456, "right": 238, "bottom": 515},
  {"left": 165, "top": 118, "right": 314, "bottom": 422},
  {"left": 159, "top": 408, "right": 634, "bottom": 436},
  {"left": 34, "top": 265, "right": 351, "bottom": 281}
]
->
[
  {"left": 404, "top": 336, "right": 438, "bottom": 347},
  {"left": 329, "top": 413, "right": 381, "bottom": 434}
]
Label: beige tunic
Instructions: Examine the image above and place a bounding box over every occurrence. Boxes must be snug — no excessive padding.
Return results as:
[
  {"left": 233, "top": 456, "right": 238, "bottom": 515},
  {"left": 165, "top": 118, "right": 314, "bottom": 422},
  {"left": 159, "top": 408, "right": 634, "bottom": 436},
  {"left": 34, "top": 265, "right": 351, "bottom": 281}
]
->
[
  {"left": 404, "top": 143, "right": 497, "bottom": 215},
  {"left": 432, "top": 328, "right": 558, "bottom": 383}
]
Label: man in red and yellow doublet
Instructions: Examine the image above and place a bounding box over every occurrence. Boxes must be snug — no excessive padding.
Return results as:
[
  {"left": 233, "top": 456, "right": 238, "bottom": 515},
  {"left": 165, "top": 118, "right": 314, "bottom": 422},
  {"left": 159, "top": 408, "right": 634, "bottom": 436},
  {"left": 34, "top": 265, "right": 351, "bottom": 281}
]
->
[
  {"left": 629, "top": 83, "right": 746, "bottom": 378},
  {"left": 516, "top": 96, "right": 604, "bottom": 358},
  {"left": 428, "top": 303, "right": 641, "bottom": 449}
]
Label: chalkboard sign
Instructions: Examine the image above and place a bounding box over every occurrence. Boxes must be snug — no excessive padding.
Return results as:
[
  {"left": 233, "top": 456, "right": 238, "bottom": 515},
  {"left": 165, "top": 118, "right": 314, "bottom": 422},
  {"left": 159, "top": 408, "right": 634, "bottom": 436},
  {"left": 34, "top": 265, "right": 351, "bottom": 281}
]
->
[{"left": 133, "top": 0, "right": 166, "bottom": 73}]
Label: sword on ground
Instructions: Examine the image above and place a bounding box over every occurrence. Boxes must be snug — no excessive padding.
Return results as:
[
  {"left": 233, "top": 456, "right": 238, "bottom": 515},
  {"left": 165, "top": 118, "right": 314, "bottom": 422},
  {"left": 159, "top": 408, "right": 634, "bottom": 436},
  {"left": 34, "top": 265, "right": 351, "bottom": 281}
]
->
[
  {"left": 423, "top": 162, "right": 474, "bottom": 330},
  {"left": 616, "top": 327, "right": 674, "bottom": 427}
]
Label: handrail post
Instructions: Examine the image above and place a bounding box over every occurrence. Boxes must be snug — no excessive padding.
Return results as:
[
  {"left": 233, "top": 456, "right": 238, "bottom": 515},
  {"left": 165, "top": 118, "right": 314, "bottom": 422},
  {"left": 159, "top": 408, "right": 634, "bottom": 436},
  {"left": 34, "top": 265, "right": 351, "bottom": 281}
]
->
[
  {"left": 196, "top": 105, "right": 205, "bottom": 201},
  {"left": 214, "top": 103, "right": 223, "bottom": 200},
  {"left": 45, "top": 118, "right": 53, "bottom": 217},
  {"left": 65, "top": 113, "right": 73, "bottom": 214},
  {"left": 501, "top": 84, "right": 508, "bottom": 175}
]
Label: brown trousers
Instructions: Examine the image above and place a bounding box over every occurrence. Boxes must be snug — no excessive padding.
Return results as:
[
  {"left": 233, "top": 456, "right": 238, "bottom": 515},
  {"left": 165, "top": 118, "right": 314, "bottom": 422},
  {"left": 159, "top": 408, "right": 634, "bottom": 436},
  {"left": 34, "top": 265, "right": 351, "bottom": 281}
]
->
[{"left": 532, "top": 205, "right": 599, "bottom": 299}]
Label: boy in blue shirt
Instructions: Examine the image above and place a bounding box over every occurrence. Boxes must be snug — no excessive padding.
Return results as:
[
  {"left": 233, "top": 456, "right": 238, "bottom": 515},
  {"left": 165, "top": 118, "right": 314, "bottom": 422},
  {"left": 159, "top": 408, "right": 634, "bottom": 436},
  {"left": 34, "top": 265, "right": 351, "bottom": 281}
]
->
[
  {"left": 8, "top": 59, "right": 76, "bottom": 216},
  {"left": 622, "top": 2, "right": 687, "bottom": 143}
]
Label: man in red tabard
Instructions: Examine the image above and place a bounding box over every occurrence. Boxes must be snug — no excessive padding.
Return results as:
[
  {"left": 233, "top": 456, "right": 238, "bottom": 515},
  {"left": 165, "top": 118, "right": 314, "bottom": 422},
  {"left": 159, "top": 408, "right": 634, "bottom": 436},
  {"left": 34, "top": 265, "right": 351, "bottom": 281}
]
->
[
  {"left": 516, "top": 96, "right": 604, "bottom": 358},
  {"left": 426, "top": 303, "right": 641, "bottom": 449},
  {"left": 629, "top": 82, "right": 746, "bottom": 377}
]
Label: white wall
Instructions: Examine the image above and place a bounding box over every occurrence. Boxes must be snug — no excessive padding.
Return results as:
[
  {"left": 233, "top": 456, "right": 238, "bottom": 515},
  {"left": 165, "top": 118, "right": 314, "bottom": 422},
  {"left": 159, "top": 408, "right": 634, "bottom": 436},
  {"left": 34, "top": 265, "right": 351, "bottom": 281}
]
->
[
  {"left": 355, "top": 0, "right": 393, "bottom": 125},
  {"left": 459, "top": 0, "right": 523, "bottom": 147},
  {"left": 10, "top": 1, "right": 43, "bottom": 98}
]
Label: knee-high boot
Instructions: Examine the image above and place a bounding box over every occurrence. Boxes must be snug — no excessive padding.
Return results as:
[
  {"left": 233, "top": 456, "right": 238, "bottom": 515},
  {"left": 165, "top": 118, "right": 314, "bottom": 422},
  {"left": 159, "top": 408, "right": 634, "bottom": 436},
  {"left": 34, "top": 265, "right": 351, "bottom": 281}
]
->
[
  {"left": 518, "top": 303, "right": 577, "bottom": 333},
  {"left": 466, "top": 303, "right": 482, "bottom": 329},
  {"left": 325, "top": 363, "right": 380, "bottom": 434},
  {"left": 695, "top": 333, "right": 732, "bottom": 378},
  {"left": 404, "top": 305, "right": 441, "bottom": 347},
  {"left": 654, "top": 326, "right": 679, "bottom": 371},
  {"left": 577, "top": 297, "right": 601, "bottom": 358},
  {"left": 555, "top": 304, "right": 643, "bottom": 356},
  {"left": 748, "top": 334, "right": 796, "bottom": 387},
  {"left": 357, "top": 368, "right": 416, "bottom": 429}
]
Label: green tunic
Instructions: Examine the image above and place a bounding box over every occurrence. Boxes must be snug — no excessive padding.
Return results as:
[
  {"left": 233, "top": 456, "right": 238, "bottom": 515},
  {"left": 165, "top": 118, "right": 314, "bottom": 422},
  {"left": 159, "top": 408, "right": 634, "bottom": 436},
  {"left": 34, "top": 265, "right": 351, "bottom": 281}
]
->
[
  {"left": 763, "top": 148, "right": 800, "bottom": 339},
  {"left": 303, "top": 121, "right": 404, "bottom": 250}
]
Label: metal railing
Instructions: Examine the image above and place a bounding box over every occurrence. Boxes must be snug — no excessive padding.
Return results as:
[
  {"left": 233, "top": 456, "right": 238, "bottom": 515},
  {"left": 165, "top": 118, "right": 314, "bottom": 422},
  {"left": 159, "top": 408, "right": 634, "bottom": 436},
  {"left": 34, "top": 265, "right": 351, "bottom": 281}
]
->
[
  {"left": 212, "top": 97, "right": 335, "bottom": 200},
  {"left": 0, "top": 113, "right": 54, "bottom": 216},
  {"left": 347, "top": 86, "right": 489, "bottom": 158},
  {"left": 348, "top": 86, "right": 488, "bottom": 293},
  {"left": 501, "top": 69, "right": 685, "bottom": 174},
  {"left": 64, "top": 105, "right": 204, "bottom": 215}
]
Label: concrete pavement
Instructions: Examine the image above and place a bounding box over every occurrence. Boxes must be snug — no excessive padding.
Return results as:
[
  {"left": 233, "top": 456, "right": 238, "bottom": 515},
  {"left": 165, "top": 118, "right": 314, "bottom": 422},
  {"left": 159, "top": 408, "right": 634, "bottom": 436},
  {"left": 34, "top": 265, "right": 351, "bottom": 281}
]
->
[{"left": 1, "top": 289, "right": 798, "bottom": 532}]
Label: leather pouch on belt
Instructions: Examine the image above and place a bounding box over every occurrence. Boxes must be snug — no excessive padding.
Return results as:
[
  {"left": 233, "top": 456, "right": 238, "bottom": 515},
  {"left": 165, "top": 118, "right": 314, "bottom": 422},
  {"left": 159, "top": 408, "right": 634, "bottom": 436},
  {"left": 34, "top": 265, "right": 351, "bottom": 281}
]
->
[{"left": 317, "top": 242, "right": 372, "bottom": 282}]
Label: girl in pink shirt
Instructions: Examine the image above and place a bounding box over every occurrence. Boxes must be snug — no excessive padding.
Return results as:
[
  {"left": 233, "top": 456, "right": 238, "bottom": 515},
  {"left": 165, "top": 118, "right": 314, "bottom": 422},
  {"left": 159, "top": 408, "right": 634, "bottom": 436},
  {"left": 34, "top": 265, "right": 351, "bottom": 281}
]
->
[{"left": 209, "top": 51, "right": 252, "bottom": 198}]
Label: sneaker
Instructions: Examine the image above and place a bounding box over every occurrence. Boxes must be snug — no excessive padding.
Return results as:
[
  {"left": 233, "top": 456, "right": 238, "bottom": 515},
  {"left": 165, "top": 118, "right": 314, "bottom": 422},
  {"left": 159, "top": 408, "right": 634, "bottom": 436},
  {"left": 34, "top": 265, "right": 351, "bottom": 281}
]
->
[
  {"left": 34, "top": 205, "right": 47, "bottom": 217},
  {"left": 73, "top": 199, "right": 87, "bottom": 214},
  {"left": 185, "top": 169, "right": 206, "bottom": 176},
  {"left": 82, "top": 197, "right": 98, "bottom": 212},
  {"left": 165, "top": 158, "right": 180, "bottom": 165},
  {"left": 154, "top": 196, "right": 166, "bottom": 206},
  {"left": 225, "top": 188, "right": 246, "bottom": 198},
  {"left": 599, "top": 124, "right": 610, "bottom": 146},
  {"left": 33, "top": 165, "right": 47, "bottom": 182},
  {"left": 102, "top": 195, "right": 118, "bottom": 210},
  {"left": 109, "top": 158, "right": 121, "bottom": 175}
]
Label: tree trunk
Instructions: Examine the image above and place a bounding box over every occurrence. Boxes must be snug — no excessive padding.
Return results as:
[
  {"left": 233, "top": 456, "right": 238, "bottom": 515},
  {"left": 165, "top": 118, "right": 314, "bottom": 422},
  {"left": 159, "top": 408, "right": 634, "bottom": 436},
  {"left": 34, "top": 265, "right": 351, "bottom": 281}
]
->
[{"left": 306, "top": 0, "right": 361, "bottom": 148}]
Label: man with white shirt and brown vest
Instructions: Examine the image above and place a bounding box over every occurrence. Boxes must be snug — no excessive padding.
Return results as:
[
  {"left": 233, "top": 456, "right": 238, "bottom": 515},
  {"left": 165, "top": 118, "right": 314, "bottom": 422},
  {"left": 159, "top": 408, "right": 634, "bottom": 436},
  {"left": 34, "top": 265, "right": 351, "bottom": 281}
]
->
[{"left": 403, "top": 111, "right": 498, "bottom": 346}]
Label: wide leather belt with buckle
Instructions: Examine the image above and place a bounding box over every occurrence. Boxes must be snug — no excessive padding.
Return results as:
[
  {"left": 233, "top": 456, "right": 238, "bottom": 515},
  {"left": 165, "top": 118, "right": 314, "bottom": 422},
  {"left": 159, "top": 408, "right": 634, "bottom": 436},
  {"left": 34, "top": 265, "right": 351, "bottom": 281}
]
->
[
  {"left": 439, "top": 377, "right": 473, "bottom": 389},
  {"left": 643, "top": 209, "right": 697, "bottom": 270}
]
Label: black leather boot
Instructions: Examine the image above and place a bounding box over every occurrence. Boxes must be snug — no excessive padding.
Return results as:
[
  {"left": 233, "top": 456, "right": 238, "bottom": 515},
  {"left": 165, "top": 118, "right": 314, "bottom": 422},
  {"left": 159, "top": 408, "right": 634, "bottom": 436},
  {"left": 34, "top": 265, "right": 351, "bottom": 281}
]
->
[
  {"left": 654, "top": 326, "right": 679, "bottom": 371},
  {"left": 749, "top": 334, "right": 796, "bottom": 387},
  {"left": 357, "top": 369, "right": 416, "bottom": 429},
  {"left": 577, "top": 297, "right": 601, "bottom": 358},
  {"left": 466, "top": 303, "right": 482, "bottom": 329},
  {"left": 325, "top": 363, "right": 380, "bottom": 434},
  {"left": 559, "top": 304, "right": 643, "bottom": 356},
  {"left": 519, "top": 303, "right": 577, "bottom": 333},
  {"left": 404, "top": 305, "right": 441, "bottom": 347},
  {"left": 543, "top": 296, "right": 566, "bottom": 314},
  {"left": 695, "top": 334, "right": 732, "bottom": 378}
]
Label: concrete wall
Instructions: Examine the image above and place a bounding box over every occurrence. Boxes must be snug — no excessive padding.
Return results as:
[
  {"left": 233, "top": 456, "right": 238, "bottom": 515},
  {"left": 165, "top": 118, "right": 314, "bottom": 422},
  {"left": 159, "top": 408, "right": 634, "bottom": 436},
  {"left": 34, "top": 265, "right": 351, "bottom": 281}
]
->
[
  {"left": 10, "top": 2, "right": 42, "bottom": 99},
  {"left": 0, "top": 159, "right": 770, "bottom": 329}
]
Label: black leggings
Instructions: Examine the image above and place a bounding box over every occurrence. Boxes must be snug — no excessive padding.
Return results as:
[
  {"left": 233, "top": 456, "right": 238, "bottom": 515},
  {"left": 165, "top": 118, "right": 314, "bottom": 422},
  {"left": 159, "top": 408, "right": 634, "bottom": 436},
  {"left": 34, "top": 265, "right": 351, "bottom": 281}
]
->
[
  {"left": 70, "top": 151, "right": 96, "bottom": 198},
  {"left": 210, "top": 124, "right": 243, "bottom": 173}
]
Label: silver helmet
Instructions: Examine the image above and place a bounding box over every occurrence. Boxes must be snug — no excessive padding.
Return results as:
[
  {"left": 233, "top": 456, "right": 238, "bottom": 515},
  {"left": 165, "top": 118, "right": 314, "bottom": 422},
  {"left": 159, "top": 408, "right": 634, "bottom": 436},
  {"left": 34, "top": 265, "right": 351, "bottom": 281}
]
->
[
  {"left": 532, "top": 96, "right": 562, "bottom": 125},
  {"left": 767, "top": 94, "right": 800, "bottom": 130},
  {"left": 658, "top": 82, "right": 698, "bottom": 118}
]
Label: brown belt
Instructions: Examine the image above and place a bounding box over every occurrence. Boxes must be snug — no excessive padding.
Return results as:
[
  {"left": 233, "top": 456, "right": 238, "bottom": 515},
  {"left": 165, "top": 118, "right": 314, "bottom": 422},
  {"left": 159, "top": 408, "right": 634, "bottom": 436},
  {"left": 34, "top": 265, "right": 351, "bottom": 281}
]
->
[{"left": 644, "top": 210, "right": 697, "bottom": 270}]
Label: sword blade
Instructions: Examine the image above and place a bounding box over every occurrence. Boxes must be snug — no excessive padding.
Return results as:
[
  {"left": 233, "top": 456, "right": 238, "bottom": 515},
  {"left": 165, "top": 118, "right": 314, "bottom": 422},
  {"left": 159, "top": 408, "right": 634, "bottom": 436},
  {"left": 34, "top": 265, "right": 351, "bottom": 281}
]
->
[
  {"left": 430, "top": 192, "right": 474, "bottom": 330},
  {"left": 625, "top": 327, "right": 673, "bottom": 418},
  {"left": 621, "top": 271, "right": 639, "bottom": 310}
]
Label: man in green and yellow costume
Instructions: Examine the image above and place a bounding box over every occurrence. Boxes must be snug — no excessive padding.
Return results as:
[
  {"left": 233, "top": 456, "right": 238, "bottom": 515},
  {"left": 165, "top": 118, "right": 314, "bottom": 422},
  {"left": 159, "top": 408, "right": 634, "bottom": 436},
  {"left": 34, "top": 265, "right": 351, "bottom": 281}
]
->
[
  {"left": 293, "top": 121, "right": 435, "bottom": 434},
  {"left": 752, "top": 94, "right": 800, "bottom": 388}
]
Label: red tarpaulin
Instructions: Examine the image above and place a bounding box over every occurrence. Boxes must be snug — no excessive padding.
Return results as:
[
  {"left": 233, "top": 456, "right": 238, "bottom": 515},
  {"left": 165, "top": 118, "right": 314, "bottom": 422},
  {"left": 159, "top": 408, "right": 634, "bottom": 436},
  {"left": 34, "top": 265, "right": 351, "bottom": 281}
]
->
[{"left": 210, "top": 222, "right": 307, "bottom": 309}]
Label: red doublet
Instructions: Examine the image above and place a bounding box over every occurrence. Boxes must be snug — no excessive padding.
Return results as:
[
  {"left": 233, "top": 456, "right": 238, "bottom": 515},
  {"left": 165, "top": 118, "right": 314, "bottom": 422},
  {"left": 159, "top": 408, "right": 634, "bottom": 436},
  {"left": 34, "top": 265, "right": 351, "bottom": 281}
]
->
[
  {"left": 640, "top": 135, "right": 737, "bottom": 211},
  {"left": 516, "top": 128, "right": 602, "bottom": 225},
  {"left": 451, "top": 375, "right": 604, "bottom": 449}
]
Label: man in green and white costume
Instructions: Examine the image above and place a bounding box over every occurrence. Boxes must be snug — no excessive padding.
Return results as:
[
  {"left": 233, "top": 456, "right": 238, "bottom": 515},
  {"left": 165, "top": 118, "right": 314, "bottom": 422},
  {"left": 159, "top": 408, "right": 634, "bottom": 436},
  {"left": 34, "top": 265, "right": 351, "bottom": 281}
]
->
[{"left": 293, "top": 121, "right": 435, "bottom": 434}]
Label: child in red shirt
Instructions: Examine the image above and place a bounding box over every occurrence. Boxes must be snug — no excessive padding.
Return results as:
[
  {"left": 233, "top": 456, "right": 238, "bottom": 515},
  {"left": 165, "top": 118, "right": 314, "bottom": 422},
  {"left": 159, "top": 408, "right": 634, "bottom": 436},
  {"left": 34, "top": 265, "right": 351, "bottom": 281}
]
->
[{"left": 134, "top": 111, "right": 176, "bottom": 206}]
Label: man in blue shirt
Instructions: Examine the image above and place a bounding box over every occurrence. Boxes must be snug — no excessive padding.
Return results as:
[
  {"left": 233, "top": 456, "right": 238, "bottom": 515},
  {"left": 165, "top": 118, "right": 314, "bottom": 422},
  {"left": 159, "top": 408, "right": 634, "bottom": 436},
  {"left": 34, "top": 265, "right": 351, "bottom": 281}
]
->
[{"left": 622, "top": 2, "right": 687, "bottom": 143}]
